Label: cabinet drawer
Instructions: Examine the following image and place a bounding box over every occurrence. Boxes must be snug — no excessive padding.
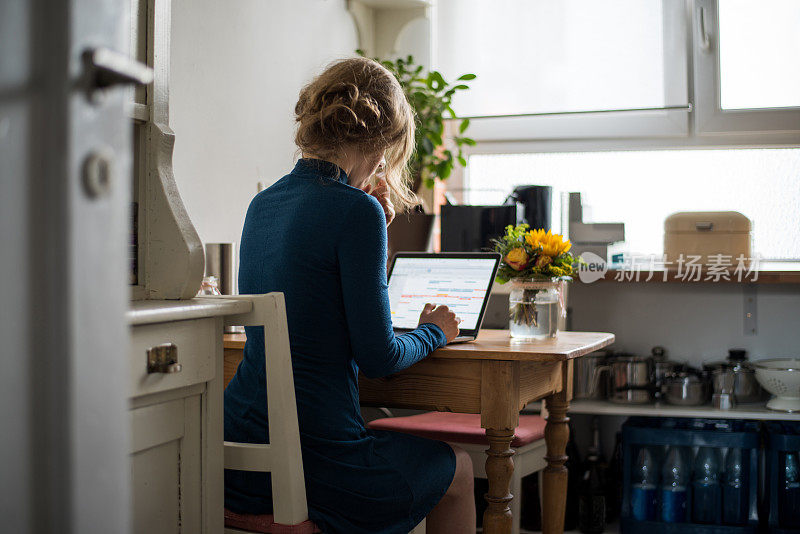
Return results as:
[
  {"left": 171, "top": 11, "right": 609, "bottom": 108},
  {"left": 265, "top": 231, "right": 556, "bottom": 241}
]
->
[{"left": 129, "top": 318, "right": 217, "bottom": 398}]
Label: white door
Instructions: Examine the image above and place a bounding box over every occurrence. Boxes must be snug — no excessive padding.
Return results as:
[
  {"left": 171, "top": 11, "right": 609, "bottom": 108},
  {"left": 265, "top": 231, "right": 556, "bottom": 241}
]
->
[{"left": 0, "top": 0, "right": 146, "bottom": 531}]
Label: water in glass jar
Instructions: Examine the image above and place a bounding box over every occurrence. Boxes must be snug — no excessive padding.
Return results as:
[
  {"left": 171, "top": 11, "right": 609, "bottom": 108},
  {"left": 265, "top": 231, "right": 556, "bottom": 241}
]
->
[{"left": 509, "top": 298, "right": 558, "bottom": 340}]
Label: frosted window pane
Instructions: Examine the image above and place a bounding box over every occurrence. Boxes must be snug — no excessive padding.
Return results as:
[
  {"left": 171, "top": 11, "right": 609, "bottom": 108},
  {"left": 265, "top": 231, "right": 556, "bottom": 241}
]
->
[
  {"left": 436, "top": 0, "right": 665, "bottom": 116},
  {"left": 719, "top": 0, "right": 800, "bottom": 110},
  {"left": 466, "top": 149, "right": 800, "bottom": 260}
]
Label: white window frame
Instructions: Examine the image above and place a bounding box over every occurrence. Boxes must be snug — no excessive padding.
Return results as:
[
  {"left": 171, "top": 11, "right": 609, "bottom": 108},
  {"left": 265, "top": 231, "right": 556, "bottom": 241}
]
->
[
  {"left": 450, "top": 0, "right": 800, "bottom": 150},
  {"left": 693, "top": 0, "right": 800, "bottom": 137},
  {"left": 461, "top": 0, "right": 690, "bottom": 143}
]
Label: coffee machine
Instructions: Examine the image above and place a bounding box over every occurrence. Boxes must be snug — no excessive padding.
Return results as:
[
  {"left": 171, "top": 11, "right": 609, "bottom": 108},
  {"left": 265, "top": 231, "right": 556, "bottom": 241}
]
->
[{"left": 508, "top": 185, "right": 552, "bottom": 231}]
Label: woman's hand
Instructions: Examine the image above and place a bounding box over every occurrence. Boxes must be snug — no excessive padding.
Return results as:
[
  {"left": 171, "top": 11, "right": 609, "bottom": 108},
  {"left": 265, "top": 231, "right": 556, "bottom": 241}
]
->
[
  {"left": 418, "top": 303, "right": 461, "bottom": 343},
  {"left": 362, "top": 179, "right": 395, "bottom": 227}
]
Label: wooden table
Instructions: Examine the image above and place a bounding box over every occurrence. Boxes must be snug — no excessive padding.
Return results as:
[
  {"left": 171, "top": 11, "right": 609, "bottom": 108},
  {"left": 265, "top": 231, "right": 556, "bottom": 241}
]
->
[{"left": 224, "top": 330, "right": 615, "bottom": 534}]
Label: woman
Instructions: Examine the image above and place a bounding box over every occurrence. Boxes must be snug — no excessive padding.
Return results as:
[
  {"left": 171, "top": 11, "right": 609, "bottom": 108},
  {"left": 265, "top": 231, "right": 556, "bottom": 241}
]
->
[{"left": 224, "top": 57, "right": 475, "bottom": 534}]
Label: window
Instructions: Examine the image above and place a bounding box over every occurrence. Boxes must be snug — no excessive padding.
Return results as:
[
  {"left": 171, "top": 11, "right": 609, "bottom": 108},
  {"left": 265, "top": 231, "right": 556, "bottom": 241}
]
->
[
  {"left": 694, "top": 0, "right": 800, "bottom": 136},
  {"left": 465, "top": 149, "right": 800, "bottom": 260},
  {"left": 437, "top": 0, "right": 671, "bottom": 117},
  {"left": 718, "top": 0, "right": 800, "bottom": 110},
  {"left": 435, "top": 0, "right": 800, "bottom": 143}
]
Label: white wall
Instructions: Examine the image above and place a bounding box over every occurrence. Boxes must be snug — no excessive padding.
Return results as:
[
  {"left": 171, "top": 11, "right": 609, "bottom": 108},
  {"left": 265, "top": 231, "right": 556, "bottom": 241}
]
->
[
  {"left": 170, "top": 0, "right": 359, "bottom": 244},
  {"left": 569, "top": 282, "right": 800, "bottom": 365}
]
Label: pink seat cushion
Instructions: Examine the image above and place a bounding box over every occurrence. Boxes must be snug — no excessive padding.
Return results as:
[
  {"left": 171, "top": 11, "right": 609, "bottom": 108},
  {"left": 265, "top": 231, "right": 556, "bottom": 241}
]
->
[
  {"left": 224, "top": 509, "right": 320, "bottom": 534},
  {"left": 367, "top": 412, "right": 546, "bottom": 448}
]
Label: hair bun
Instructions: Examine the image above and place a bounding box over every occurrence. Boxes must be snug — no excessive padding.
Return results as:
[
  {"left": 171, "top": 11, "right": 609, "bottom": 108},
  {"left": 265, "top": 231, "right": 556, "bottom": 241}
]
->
[{"left": 294, "top": 57, "right": 419, "bottom": 211}]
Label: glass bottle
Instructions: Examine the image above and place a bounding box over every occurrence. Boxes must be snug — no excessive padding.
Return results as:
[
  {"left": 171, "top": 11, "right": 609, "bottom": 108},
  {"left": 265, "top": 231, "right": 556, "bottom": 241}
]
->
[
  {"left": 198, "top": 275, "right": 221, "bottom": 296},
  {"left": 692, "top": 447, "right": 722, "bottom": 524},
  {"left": 631, "top": 447, "right": 658, "bottom": 521},
  {"left": 780, "top": 452, "right": 800, "bottom": 529},
  {"left": 722, "top": 448, "right": 748, "bottom": 525},
  {"left": 606, "top": 432, "right": 623, "bottom": 523},
  {"left": 660, "top": 446, "right": 688, "bottom": 523},
  {"left": 578, "top": 418, "right": 606, "bottom": 533}
]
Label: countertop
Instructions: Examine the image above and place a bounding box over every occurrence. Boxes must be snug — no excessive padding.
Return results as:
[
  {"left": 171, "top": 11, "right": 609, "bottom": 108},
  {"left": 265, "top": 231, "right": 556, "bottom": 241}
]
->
[{"left": 127, "top": 297, "right": 252, "bottom": 326}]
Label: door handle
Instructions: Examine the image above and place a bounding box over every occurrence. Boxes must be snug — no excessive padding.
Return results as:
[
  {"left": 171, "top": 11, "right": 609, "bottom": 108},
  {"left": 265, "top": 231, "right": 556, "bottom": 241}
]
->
[{"left": 82, "top": 47, "right": 153, "bottom": 97}]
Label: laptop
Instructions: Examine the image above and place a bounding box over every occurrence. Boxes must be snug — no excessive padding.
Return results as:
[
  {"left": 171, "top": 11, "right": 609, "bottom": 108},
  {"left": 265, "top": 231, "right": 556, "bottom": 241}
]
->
[{"left": 387, "top": 252, "right": 502, "bottom": 343}]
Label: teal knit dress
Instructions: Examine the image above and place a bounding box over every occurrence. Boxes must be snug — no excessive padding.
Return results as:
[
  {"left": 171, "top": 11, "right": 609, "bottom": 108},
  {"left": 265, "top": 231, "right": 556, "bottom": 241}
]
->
[{"left": 224, "top": 158, "right": 456, "bottom": 534}]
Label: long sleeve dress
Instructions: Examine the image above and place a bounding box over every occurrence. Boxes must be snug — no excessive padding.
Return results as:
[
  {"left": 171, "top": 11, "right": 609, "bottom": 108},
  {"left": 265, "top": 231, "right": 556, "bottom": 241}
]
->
[{"left": 224, "top": 158, "right": 456, "bottom": 534}]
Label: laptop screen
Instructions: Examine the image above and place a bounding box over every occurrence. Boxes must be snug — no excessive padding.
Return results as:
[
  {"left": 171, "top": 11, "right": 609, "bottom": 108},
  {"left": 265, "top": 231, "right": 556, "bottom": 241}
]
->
[{"left": 387, "top": 255, "right": 498, "bottom": 331}]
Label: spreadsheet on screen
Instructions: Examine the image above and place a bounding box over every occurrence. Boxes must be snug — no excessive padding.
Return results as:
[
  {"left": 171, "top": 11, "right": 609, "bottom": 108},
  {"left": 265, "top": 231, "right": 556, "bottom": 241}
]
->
[{"left": 387, "top": 257, "right": 496, "bottom": 330}]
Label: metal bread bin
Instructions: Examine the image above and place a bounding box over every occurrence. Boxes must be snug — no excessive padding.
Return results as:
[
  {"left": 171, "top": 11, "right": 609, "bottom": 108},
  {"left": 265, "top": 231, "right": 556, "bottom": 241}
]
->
[{"left": 664, "top": 211, "right": 752, "bottom": 265}]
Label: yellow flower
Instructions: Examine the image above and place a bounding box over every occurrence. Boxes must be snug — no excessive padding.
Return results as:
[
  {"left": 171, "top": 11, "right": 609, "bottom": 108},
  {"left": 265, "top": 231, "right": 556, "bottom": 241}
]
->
[
  {"left": 525, "top": 229, "right": 571, "bottom": 257},
  {"left": 505, "top": 247, "right": 529, "bottom": 271}
]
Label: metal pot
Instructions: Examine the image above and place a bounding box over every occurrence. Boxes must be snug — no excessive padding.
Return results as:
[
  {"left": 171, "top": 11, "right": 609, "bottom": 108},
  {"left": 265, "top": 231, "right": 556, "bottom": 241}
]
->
[
  {"left": 704, "top": 349, "right": 763, "bottom": 404},
  {"left": 664, "top": 371, "right": 709, "bottom": 406},
  {"left": 653, "top": 360, "right": 680, "bottom": 402},
  {"left": 593, "top": 354, "right": 654, "bottom": 404},
  {"left": 574, "top": 351, "right": 608, "bottom": 400}
]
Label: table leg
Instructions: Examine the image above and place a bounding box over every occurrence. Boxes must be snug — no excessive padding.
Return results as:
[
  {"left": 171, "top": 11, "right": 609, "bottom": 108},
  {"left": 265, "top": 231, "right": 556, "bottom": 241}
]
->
[
  {"left": 541, "top": 393, "right": 570, "bottom": 534},
  {"left": 482, "top": 428, "right": 515, "bottom": 534}
]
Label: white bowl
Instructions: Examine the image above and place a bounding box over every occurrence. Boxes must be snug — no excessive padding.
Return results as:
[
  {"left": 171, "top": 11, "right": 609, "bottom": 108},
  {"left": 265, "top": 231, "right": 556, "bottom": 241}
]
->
[{"left": 753, "top": 358, "right": 800, "bottom": 412}]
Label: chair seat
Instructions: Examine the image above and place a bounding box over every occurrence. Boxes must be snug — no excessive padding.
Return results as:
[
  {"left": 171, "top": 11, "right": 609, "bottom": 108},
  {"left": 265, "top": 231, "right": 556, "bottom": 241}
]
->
[
  {"left": 367, "top": 412, "right": 546, "bottom": 448},
  {"left": 224, "top": 509, "right": 321, "bottom": 534}
]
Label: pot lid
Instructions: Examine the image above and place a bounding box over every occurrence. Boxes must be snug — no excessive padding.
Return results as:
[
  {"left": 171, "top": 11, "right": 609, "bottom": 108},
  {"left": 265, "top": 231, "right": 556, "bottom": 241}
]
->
[{"left": 705, "top": 348, "right": 755, "bottom": 371}]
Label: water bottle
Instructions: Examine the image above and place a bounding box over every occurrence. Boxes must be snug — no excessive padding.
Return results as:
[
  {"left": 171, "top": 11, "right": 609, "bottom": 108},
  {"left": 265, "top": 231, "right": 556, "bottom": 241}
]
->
[
  {"left": 630, "top": 447, "right": 657, "bottom": 521},
  {"left": 660, "top": 446, "right": 688, "bottom": 523},
  {"left": 692, "top": 447, "right": 722, "bottom": 524},
  {"left": 780, "top": 452, "right": 800, "bottom": 529},
  {"left": 722, "top": 448, "right": 748, "bottom": 525}
]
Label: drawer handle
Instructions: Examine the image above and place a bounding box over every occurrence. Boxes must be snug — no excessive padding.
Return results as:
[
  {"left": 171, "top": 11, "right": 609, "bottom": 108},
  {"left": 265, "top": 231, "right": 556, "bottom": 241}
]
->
[{"left": 146, "top": 343, "right": 183, "bottom": 374}]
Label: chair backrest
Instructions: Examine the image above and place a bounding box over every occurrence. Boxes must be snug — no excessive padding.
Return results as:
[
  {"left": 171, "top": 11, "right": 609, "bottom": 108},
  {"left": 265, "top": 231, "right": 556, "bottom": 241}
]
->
[{"left": 214, "top": 293, "right": 309, "bottom": 526}]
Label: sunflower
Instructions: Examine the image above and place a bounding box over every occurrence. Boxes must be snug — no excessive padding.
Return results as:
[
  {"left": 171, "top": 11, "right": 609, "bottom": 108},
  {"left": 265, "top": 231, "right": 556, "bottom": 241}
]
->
[{"left": 525, "top": 229, "right": 571, "bottom": 257}]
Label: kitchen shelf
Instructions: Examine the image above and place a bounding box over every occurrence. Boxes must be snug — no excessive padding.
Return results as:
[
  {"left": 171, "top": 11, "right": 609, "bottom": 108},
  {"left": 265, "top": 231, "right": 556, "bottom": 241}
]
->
[
  {"left": 580, "top": 261, "right": 800, "bottom": 284},
  {"left": 523, "top": 399, "right": 800, "bottom": 421}
]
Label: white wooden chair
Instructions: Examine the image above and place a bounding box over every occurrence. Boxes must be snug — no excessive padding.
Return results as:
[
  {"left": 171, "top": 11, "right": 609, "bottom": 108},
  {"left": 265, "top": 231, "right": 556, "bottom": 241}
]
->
[
  {"left": 215, "top": 293, "right": 426, "bottom": 534},
  {"left": 211, "top": 293, "right": 318, "bottom": 534}
]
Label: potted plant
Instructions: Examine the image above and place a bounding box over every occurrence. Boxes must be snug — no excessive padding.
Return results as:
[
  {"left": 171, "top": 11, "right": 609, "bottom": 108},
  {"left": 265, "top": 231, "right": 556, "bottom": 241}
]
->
[
  {"left": 493, "top": 225, "right": 581, "bottom": 340},
  {"left": 360, "top": 52, "right": 476, "bottom": 253}
]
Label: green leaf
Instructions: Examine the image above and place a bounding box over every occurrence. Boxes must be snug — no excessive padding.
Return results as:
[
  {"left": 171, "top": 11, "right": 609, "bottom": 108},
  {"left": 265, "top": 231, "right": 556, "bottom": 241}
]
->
[
  {"left": 462, "top": 137, "right": 477, "bottom": 146},
  {"left": 458, "top": 155, "right": 467, "bottom": 167},
  {"left": 452, "top": 84, "right": 470, "bottom": 91},
  {"left": 420, "top": 137, "right": 434, "bottom": 155},
  {"left": 459, "top": 118, "right": 470, "bottom": 134},
  {"left": 457, "top": 73, "right": 477, "bottom": 81},
  {"left": 426, "top": 131, "right": 443, "bottom": 146}
]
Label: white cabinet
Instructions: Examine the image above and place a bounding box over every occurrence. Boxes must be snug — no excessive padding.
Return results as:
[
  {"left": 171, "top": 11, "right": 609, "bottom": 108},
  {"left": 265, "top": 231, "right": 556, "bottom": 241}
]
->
[
  {"left": 127, "top": 299, "right": 251, "bottom": 534},
  {"left": 130, "top": 395, "right": 202, "bottom": 534}
]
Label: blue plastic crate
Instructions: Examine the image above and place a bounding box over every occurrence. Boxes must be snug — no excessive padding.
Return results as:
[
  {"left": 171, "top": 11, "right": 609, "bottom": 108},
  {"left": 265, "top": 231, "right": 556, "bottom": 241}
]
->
[
  {"left": 621, "top": 417, "right": 760, "bottom": 534},
  {"left": 765, "top": 421, "right": 800, "bottom": 534}
]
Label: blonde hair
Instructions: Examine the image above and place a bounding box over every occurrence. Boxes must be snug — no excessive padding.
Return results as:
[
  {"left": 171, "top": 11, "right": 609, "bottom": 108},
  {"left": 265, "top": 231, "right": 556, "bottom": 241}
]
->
[{"left": 294, "top": 57, "right": 417, "bottom": 210}]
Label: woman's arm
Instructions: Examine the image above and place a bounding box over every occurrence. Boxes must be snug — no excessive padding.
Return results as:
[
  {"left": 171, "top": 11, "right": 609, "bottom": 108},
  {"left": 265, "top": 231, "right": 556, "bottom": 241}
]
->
[{"left": 337, "top": 194, "right": 447, "bottom": 378}]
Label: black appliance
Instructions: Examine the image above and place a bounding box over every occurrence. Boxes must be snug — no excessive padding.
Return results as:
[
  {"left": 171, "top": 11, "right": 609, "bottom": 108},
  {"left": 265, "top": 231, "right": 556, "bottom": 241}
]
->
[
  {"left": 441, "top": 205, "right": 516, "bottom": 252},
  {"left": 510, "top": 185, "right": 552, "bottom": 231}
]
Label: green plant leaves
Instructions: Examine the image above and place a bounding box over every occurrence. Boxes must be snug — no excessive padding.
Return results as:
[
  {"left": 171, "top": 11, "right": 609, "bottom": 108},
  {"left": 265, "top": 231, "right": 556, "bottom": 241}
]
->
[{"left": 363, "top": 51, "right": 475, "bottom": 187}]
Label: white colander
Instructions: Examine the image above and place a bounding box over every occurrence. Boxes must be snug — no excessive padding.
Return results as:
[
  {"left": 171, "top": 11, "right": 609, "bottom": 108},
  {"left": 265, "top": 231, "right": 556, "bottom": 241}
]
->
[{"left": 753, "top": 358, "right": 800, "bottom": 412}]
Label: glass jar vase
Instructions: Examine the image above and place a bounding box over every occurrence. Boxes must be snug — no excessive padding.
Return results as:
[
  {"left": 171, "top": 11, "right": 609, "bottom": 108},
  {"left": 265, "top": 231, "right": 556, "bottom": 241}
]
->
[{"left": 508, "top": 279, "right": 564, "bottom": 340}]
